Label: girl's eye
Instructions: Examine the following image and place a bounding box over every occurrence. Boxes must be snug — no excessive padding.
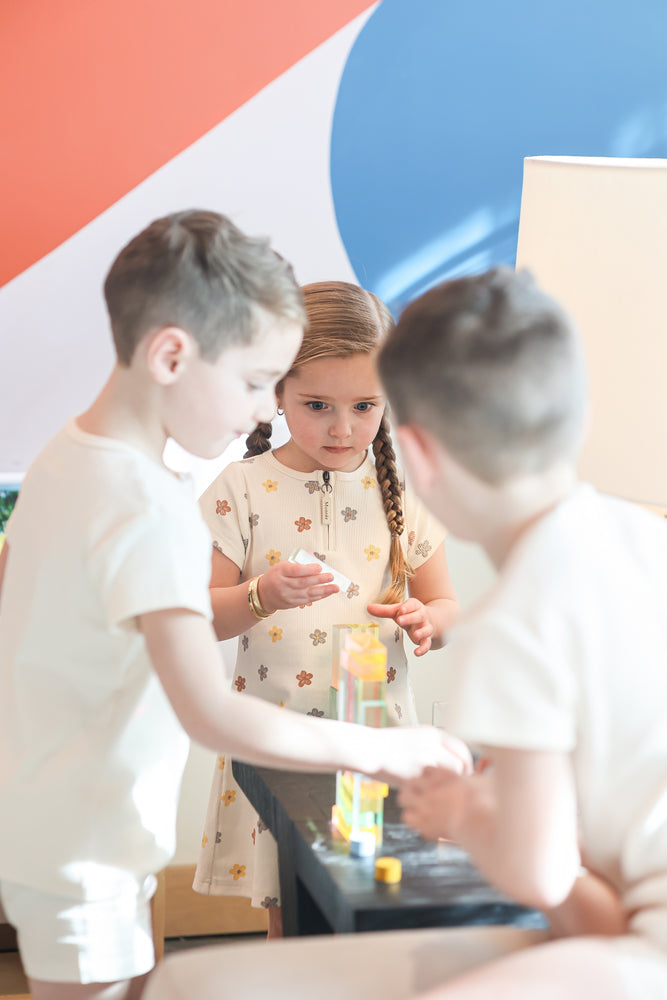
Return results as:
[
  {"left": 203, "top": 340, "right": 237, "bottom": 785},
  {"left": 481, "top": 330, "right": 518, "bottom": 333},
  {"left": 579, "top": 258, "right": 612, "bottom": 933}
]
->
[
  {"left": 307, "top": 401, "right": 327, "bottom": 411},
  {"left": 355, "top": 402, "right": 373, "bottom": 412}
]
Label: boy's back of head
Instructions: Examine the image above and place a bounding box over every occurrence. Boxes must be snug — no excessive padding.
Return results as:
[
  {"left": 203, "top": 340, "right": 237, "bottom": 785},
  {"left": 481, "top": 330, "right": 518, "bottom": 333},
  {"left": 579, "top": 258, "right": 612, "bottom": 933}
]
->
[
  {"left": 104, "top": 210, "right": 305, "bottom": 365},
  {"left": 379, "top": 267, "right": 588, "bottom": 484}
]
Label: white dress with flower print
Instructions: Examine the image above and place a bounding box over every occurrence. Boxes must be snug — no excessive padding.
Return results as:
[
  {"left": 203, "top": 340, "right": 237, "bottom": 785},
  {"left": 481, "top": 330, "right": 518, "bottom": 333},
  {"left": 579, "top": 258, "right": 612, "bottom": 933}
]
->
[{"left": 193, "top": 450, "right": 446, "bottom": 907}]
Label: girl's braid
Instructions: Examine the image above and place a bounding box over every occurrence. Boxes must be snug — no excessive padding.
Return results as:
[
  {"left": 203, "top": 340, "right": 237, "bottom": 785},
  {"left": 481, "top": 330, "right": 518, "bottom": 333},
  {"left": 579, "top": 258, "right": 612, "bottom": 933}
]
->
[
  {"left": 244, "top": 422, "right": 273, "bottom": 458},
  {"left": 372, "top": 414, "right": 413, "bottom": 604}
]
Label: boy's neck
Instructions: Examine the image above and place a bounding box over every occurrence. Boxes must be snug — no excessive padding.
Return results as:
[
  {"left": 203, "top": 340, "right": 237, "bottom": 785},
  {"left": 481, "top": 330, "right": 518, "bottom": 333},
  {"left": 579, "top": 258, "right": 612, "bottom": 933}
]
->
[
  {"left": 480, "top": 466, "right": 578, "bottom": 569},
  {"left": 76, "top": 365, "right": 167, "bottom": 465}
]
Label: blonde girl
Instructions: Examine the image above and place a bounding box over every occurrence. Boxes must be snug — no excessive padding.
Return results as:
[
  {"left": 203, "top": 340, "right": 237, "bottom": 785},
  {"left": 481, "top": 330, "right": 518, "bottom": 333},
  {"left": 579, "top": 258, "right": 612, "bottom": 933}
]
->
[{"left": 194, "top": 281, "right": 460, "bottom": 937}]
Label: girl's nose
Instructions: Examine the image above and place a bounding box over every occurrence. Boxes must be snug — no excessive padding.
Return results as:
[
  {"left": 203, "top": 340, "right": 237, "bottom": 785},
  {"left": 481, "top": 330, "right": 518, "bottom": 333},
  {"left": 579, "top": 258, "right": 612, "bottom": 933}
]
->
[{"left": 329, "top": 413, "right": 352, "bottom": 439}]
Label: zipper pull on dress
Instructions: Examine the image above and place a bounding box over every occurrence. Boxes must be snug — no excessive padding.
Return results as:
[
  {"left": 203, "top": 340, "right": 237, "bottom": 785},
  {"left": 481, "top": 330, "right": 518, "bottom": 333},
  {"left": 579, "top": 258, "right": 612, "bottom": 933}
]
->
[{"left": 321, "top": 470, "right": 333, "bottom": 525}]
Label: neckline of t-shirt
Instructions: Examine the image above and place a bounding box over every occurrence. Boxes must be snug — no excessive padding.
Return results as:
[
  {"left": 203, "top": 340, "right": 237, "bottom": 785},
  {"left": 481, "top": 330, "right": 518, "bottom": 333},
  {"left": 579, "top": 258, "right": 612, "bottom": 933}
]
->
[
  {"left": 65, "top": 418, "right": 183, "bottom": 480},
  {"left": 262, "top": 449, "right": 376, "bottom": 483}
]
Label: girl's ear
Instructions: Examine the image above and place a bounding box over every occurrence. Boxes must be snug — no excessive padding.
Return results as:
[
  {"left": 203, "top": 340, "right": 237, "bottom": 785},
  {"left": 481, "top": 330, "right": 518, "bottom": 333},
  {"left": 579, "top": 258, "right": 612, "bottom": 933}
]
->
[
  {"left": 145, "top": 327, "right": 195, "bottom": 385},
  {"left": 395, "top": 423, "right": 441, "bottom": 495}
]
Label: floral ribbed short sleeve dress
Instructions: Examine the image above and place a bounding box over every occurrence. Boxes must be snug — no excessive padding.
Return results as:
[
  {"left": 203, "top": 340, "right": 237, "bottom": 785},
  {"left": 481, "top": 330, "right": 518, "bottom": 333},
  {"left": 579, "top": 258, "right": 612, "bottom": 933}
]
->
[{"left": 193, "top": 450, "right": 446, "bottom": 907}]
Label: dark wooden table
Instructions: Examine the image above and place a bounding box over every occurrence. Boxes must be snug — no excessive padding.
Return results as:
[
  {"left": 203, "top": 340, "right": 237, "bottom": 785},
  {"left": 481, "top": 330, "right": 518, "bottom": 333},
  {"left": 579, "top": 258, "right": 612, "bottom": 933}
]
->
[{"left": 233, "top": 762, "right": 548, "bottom": 937}]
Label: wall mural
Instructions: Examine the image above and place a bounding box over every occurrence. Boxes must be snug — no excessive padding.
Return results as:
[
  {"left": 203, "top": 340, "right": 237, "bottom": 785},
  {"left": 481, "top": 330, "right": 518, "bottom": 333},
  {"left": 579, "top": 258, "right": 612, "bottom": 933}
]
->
[{"left": 2, "top": 0, "right": 667, "bottom": 476}]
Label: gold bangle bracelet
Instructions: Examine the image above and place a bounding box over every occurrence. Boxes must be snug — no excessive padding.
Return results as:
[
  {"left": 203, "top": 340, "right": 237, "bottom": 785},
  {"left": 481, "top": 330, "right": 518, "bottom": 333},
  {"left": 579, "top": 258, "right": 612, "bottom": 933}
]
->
[{"left": 247, "top": 576, "right": 273, "bottom": 620}]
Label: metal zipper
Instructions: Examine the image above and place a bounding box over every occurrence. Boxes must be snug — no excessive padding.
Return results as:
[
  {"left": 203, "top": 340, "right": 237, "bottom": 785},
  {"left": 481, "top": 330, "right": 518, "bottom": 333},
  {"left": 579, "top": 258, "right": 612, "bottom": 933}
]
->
[{"left": 321, "top": 470, "right": 333, "bottom": 548}]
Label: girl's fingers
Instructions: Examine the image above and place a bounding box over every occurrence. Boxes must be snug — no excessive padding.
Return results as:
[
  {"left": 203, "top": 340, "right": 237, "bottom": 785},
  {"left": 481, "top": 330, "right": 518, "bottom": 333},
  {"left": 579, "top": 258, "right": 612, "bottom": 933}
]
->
[{"left": 366, "top": 602, "right": 400, "bottom": 618}]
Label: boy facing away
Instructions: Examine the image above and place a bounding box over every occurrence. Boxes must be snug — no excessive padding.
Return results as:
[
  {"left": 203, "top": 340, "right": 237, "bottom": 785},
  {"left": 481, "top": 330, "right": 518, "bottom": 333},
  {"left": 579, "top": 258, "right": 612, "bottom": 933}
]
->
[
  {"left": 146, "top": 267, "right": 667, "bottom": 1000},
  {"left": 0, "top": 211, "right": 468, "bottom": 1000}
]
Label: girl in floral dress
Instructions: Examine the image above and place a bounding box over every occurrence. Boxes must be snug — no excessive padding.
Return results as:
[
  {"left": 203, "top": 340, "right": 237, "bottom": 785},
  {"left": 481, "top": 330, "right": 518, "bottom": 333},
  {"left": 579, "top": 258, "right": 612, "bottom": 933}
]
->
[{"left": 193, "top": 281, "right": 460, "bottom": 936}]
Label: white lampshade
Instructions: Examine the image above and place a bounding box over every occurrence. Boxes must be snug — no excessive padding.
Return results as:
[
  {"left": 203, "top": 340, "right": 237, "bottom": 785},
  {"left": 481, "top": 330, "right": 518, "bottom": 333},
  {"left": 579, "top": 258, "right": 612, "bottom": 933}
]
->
[{"left": 516, "top": 156, "right": 667, "bottom": 510}]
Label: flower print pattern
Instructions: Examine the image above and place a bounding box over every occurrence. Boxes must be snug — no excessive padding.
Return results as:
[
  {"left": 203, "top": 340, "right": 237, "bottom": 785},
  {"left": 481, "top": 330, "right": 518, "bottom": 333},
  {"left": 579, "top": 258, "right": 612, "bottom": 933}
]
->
[
  {"left": 251, "top": 828, "right": 256, "bottom": 845},
  {"left": 217, "top": 755, "right": 225, "bottom": 770},
  {"left": 222, "top": 791, "right": 237, "bottom": 807},
  {"left": 296, "top": 670, "right": 314, "bottom": 687},
  {"left": 258, "top": 665, "right": 268, "bottom": 681},
  {"left": 269, "top": 626, "right": 283, "bottom": 643},
  {"left": 257, "top": 819, "right": 269, "bottom": 834},
  {"left": 202, "top": 831, "right": 208, "bottom": 848},
  {"left": 415, "top": 539, "right": 432, "bottom": 558},
  {"left": 295, "top": 516, "right": 312, "bottom": 532},
  {"left": 215, "top": 831, "right": 222, "bottom": 844},
  {"left": 298, "top": 602, "right": 313, "bottom": 609},
  {"left": 262, "top": 479, "right": 278, "bottom": 493},
  {"left": 361, "top": 476, "right": 376, "bottom": 490},
  {"left": 408, "top": 530, "right": 416, "bottom": 548},
  {"left": 364, "top": 544, "right": 380, "bottom": 561},
  {"left": 395, "top": 703, "right": 403, "bottom": 720},
  {"left": 216, "top": 499, "right": 231, "bottom": 516},
  {"left": 249, "top": 513, "right": 259, "bottom": 527},
  {"left": 304, "top": 480, "right": 321, "bottom": 494},
  {"left": 307, "top": 707, "right": 325, "bottom": 717},
  {"left": 261, "top": 896, "right": 279, "bottom": 909},
  {"left": 314, "top": 552, "right": 326, "bottom": 561},
  {"left": 266, "top": 549, "right": 281, "bottom": 565},
  {"left": 346, "top": 583, "right": 359, "bottom": 599},
  {"left": 242, "top": 536, "right": 249, "bottom": 552},
  {"left": 341, "top": 506, "right": 357, "bottom": 522},
  {"left": 387, "top": 666, "right": 397, "bottom": 684},
  {"left": 394, "top": 627, "right": 401, "bottom": 643},
  {"left": 229, "top": 863, "right": 246, "bottom": 880},
  {"left": 241, "top": 635, "right": 249, "bottom": 651},
  {"left": 309, "top": 629, "right": 327, "bottom": 646},
  {"left": 234, "top": 676, "right": 246, "bottom": 692}
]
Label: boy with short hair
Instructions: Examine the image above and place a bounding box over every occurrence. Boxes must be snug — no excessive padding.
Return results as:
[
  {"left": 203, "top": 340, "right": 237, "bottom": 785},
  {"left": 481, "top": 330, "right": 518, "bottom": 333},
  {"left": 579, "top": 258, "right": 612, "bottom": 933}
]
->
[
  {"left": 0, "top": 210, "right": 466, "bottom": 1000},
  {"left": 383, "top": 267, "right": 667, "bottom": 998}
]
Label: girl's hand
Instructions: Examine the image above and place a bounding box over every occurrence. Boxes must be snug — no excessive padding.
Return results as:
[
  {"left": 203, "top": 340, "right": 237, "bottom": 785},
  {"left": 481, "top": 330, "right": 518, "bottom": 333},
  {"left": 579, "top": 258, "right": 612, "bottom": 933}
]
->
[
  {"left": 258, "top": 560, "right": 339, "bottom": 613},
  {"left": 366, "top": 598, "right": 435, "bottom": 656}
]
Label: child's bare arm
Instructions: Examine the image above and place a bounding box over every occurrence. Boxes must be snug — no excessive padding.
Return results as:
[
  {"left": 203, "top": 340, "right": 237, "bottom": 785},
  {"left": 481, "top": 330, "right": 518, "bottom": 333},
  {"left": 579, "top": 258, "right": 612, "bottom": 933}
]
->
[
  {"left": 543, "top": 867, "right": 627, "bottom": 938},
  {"left": 367, "top": 541, "right": 460, "bottom": 655},
  {"left": 209, "top": 547, "right": 339, "bottom": 640},
  {"left": 139, "top": 606, "right": 473, "bottom": 781},
  {"left": 400, "top": 746, "right": 580, "bottom": 910}
]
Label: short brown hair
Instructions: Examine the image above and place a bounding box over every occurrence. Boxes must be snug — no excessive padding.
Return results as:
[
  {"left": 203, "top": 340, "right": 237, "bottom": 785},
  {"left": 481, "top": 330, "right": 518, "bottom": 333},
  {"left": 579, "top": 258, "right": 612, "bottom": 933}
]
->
[
  {"left": 104, "top": 210, "right": 305, "bottom": 365},
  {"left": 379, "top": 267, "right": 587, "bottom": 483}
]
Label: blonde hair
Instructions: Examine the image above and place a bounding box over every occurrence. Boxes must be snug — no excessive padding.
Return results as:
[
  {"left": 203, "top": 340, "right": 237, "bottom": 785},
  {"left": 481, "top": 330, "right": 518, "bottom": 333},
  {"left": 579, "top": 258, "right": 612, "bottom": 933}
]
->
[
  {"left": 379, "top": 268, "right": 587, "bottom": 484},
  {"left": 245, "top": 280, "right": 413, "bottom": 604}
]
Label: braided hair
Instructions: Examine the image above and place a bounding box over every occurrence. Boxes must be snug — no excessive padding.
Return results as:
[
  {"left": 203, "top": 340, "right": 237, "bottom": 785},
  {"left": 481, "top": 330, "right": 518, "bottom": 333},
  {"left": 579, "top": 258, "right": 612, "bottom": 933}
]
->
[{"left": 244, "top": 280, "right": 413, "bottom": 602}]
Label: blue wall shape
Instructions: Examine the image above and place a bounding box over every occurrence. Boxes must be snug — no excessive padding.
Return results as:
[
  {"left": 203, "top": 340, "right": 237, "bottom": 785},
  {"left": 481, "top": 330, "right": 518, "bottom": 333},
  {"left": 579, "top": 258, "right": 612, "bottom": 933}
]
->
[{"left": 331, "top": 0, "right": 667, "bottom": 313}]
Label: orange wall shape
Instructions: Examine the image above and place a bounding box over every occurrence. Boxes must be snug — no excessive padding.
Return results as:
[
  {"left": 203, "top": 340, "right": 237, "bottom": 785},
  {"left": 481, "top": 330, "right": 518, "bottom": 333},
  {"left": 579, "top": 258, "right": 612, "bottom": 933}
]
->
[{"left": 0, "top": 0, "right": 374, "bottom": 289}]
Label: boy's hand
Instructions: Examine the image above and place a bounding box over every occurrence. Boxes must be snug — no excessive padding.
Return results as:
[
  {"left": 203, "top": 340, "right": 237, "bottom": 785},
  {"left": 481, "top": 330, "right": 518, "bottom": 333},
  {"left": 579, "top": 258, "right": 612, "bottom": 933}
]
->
[
  {"left": 398, "top": 764, "right": 467, "bottom": 841},
  {"left": 258, "top": 560, "right": 339, "bottom": 613},
  {"left": 367, "top": 727, "right": 473, "bottom": 785},
  {"left": 366, "top": 598, "right": 435, "bottom": 656}
]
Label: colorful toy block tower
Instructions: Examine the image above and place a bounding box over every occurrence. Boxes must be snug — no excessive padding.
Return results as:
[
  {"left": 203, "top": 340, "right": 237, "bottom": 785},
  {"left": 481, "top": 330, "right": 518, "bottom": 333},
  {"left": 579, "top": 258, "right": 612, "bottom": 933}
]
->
[{"left": 330, "top": 627, "right": 389, "bottom": 849}]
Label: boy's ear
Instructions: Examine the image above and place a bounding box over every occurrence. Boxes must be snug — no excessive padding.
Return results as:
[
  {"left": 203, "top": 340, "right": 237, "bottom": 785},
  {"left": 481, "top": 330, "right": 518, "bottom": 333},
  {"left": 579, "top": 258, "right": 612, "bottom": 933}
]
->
[
  {"left": 145, "top": 327, "right": 195, "bottom": 385},
  {"left": 395, "top": 422, "right": 442, "bottom": 494}
]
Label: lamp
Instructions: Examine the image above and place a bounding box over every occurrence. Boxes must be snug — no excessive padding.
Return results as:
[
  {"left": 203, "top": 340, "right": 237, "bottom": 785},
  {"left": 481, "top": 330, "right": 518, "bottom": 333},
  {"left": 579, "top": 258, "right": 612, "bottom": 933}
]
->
[{"left": 516, "top": 156, "right": 667, "bottom": 512}]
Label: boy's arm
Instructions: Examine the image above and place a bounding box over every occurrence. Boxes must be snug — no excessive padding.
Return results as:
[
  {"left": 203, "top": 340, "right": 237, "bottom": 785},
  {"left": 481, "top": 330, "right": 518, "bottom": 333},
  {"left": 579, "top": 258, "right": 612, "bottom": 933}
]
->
[
  {"left": 368, "top": 541, "right": 460, "bottom": 655},
  {"left": 400, "top": 746, "right": 581, "bottom": 909},
  {"left": 139, "top": 607, "right": 473, "bottom": 781},
  {"left": 543, "top": 867, "right": 628, "bottom": 938}
]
